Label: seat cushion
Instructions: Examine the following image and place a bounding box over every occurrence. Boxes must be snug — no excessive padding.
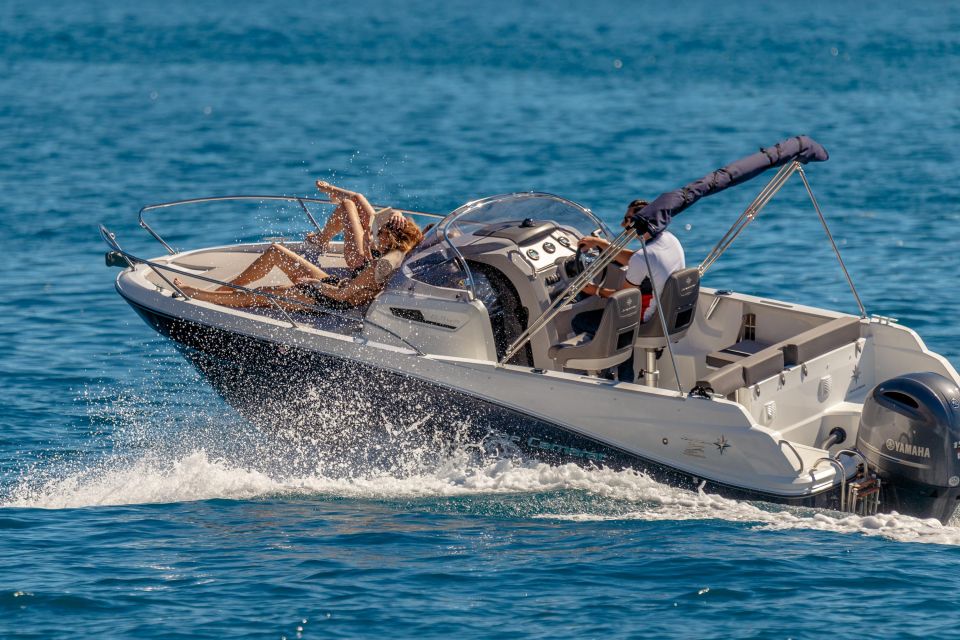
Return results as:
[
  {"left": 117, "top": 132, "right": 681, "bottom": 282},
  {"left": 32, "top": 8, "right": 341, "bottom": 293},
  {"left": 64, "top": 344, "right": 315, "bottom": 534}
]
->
[
  {"left": 696, "top": 365, "right": 745, "bottom": 397},
  {"left": 547, "top": 333, "right": 591, "bottom": 359},
  {"left": 782, "top": 317, "right": 861, "bottom": 366},
  {"left": 705, "top": 339, "right": 769, "bottom": 368},
  {"left": 741, "top": 348, "right": 785, "bottom": 386}
]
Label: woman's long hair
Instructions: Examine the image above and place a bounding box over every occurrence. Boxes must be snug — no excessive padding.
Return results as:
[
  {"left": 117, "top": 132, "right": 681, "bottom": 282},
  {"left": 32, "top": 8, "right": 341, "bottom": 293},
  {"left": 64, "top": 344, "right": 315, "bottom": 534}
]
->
[{"left": 380, "top": 217, "right": 424, "bottom": 253}]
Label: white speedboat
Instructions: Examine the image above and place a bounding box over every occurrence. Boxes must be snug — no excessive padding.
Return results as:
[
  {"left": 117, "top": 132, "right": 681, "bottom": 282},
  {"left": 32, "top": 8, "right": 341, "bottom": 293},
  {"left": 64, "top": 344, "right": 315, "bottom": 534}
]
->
[{"left": 102, "top": 136, "right": 960, "bottom": 522}]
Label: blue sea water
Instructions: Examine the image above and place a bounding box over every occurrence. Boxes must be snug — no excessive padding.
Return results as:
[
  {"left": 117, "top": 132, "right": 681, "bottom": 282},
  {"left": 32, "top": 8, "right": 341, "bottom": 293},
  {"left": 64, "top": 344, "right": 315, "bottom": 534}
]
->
[{"left": 3, "top": 0, "right": 960, "bottom": 637}]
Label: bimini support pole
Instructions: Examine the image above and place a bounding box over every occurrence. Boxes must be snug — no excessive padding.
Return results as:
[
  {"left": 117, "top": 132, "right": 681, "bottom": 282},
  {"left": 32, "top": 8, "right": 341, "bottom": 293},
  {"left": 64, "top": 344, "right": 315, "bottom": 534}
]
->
[
  {"left": 699, "top": 161, "right": 800, "bottom": 275},
  {"left": 796, "top": 166, "right": 867, "bottom": 319},
  {"left": 499, "top": 227, "right": 637, "bottom": 366}
]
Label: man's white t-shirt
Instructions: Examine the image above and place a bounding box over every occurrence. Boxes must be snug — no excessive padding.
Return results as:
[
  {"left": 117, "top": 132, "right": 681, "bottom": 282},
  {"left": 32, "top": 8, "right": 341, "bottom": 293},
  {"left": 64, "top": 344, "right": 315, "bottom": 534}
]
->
[{"left": 625, "top": 230, "right": 685, "bottom": 322}]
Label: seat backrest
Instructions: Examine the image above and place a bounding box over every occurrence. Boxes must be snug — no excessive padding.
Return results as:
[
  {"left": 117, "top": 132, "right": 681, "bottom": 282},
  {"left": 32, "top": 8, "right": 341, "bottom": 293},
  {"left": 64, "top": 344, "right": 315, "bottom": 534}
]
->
[
  {"left": 781, "top": 316, "right": 862, "bottom": 366},
  {"left": 597, "top": 287, "right": 644, "bottom": 348},
  {"left": 548, "top": 288, "right": 642, "bottom": 371},
  {"left": 635, "top": 267, "right": 700, "bottom": 341}
]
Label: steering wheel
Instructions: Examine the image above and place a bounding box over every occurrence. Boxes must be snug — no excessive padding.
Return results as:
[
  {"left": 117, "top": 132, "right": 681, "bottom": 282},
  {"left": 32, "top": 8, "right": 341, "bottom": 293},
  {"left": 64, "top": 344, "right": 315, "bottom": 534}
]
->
[{"left": 572, "top": 241, "right": 608, "bottom": 287}]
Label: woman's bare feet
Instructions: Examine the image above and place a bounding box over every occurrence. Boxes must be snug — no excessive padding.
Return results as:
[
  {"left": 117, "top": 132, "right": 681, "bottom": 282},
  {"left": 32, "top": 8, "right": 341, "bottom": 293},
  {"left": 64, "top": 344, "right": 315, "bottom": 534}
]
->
[{"left": 315, "top": 180, "right": 357, "bottom": 204}]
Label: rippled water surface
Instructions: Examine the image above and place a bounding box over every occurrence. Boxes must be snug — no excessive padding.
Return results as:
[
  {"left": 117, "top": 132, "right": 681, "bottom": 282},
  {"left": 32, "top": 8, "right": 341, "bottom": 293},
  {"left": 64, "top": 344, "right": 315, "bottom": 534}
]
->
[{"left": 3, "top": 1, "right": 960, "bottom": 637}]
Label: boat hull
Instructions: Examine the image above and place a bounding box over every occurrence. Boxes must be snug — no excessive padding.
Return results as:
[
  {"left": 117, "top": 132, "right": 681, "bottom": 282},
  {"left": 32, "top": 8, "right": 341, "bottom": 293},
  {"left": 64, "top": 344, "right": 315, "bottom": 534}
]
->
[{"left": 124, "top": 295, "right": 853, "bottom": 510}]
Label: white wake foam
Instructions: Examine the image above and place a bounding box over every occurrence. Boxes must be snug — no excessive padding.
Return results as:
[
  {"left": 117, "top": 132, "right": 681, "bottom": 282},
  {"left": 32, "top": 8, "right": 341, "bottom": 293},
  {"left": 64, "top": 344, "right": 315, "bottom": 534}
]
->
[{"left": 5, "top": 449, "right": 960, "bottom": 546}]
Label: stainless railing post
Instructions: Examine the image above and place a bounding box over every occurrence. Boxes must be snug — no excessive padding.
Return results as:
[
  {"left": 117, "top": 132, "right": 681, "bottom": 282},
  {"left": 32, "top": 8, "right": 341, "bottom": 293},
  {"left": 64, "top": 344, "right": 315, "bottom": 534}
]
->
[
  {"left": 296, "top": 197, "right": 324, "bottom": 233},
  {"left": 812, "top": 457, "right": 847, "bottom": 512},
  {"left": 101, "top": 224, "right": 186, "bottom": 297}
]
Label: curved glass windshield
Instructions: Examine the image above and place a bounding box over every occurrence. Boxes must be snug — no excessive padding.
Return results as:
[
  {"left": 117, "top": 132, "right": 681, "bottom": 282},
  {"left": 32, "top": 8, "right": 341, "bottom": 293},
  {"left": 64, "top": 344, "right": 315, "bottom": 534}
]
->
[
  {"left": 393, "top": 192, "right": 611, "bottom": 300},
  {"left": 439, "top": 193, "right": 608, "bottom": 243}
]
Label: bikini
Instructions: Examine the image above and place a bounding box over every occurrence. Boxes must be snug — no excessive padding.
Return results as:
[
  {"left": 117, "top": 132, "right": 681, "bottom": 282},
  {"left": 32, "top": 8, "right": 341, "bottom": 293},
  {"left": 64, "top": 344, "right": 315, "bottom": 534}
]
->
[{"left": 295, "top": 250, "right": 386, "bottom": 310}]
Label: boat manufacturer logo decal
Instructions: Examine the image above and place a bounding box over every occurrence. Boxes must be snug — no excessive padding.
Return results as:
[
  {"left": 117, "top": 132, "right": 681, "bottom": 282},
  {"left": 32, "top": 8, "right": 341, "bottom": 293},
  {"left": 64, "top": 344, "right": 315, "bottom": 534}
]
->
[
  {"left": 618, "top": 296, "right": 638, "bottom": 313},
  {"left": 527, "top": 437, "right": 607, "bottom": 462},
  {"left": 714, "top": 435, "right": 730, "bottom": 455},
  {"left": 885, "top": 438, "right": 931, "bottom": 459}
]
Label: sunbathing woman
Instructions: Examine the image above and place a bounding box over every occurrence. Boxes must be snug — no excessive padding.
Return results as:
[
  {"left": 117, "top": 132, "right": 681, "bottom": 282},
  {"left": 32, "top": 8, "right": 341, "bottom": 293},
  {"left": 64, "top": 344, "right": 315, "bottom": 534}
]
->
[
  {"left": 212, "top": 180, "right": 405, "bottom": 291},
  {"left": 176, "top": 183, "right": 423, "bottom": 310}
]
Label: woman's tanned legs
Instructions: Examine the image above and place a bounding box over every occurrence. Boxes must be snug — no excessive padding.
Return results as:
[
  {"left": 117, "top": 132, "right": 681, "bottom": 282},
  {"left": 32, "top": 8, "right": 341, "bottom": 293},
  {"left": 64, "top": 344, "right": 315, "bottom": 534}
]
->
[
  {"left": 176, "top": 280, "right": 315, "bottom": 310},
  {"left": 314, "top": 180, "right": 379, "bottom": 247},
  {"left": 311, "top": 202, "right": 373, "bottom": 268},
  {"left": 337, "top": 199, "right": 370, "bottom": 268},
  {"left": 217, "top": 243, "right": 328, "bottom": 291}
]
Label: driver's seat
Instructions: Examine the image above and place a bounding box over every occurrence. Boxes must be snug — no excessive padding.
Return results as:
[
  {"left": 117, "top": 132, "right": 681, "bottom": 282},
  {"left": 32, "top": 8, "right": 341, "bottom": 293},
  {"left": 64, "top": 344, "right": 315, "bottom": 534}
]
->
[
  {"left": 634, "top": 267, "right": 701, "bottom": 386},
  {"left": 548, "top": 289, "right": 642, "bottom": 373}
]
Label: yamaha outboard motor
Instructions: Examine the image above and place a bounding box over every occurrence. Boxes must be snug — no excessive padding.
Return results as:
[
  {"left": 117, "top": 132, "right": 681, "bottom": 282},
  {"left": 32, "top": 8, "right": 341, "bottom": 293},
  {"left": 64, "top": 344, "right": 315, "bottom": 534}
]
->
[{"left": 856, "top": 372, "right": 960, "bottom": 524}]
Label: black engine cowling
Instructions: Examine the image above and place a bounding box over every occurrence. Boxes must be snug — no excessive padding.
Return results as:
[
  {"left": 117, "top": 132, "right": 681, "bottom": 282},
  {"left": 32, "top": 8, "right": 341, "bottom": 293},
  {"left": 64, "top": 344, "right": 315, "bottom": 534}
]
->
[{"left": 856, "top": 372, "right": 960, "bottom": 523}]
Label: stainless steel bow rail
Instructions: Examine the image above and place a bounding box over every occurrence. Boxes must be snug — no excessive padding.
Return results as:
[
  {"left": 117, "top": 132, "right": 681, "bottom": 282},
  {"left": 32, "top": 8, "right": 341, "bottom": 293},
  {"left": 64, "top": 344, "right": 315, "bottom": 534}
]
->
[
  {"left": 138, "top": 195, "right": 443, "bottom": 255},
  {"left": 99, "top": 224, "right": 427, "bottom": 356}
]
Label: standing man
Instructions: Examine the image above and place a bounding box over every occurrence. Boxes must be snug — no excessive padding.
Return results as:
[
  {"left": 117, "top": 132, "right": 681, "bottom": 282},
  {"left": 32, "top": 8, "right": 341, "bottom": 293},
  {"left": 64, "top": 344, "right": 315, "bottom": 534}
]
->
[{"left": 572, "top": 199, "right": 685, "bottom": 382}]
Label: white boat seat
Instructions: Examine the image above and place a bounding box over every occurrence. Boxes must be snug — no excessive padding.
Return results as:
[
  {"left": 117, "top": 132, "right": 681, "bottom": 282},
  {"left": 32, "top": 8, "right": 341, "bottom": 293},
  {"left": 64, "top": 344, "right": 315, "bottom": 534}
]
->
[
  {"left": 695, "top": 316, "right": 862, "bottom": 396},
  {"left": 548, "top": 289, "right": 641, "bottom": 372}
]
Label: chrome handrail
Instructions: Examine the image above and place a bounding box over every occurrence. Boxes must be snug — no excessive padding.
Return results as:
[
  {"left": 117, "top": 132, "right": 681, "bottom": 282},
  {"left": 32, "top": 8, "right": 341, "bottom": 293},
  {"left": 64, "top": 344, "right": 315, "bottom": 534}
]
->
[
  {"left": 138, "top": 194, "right": 444, "bottom": 255},
  {"left": 104, "top": 241, "right": 427, "bottom": 356},
  {"left": 835, "top": 448, "right": 869, "bottom": 472},
  {"left": 101, "top": 224, "right": 188, "bottom": 300},
  {"left": 778, "top": 439, "right": 805, "bottom": 473},
  {"left": 811, "top": 457, "right": 848, "bottom": 512}
]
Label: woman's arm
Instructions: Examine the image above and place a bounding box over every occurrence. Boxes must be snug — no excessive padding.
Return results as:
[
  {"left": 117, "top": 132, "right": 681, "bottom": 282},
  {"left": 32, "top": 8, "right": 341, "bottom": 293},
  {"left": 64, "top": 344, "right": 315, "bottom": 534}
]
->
[{"left": 301, "top": 267, "right": 382, "bottom": 307}]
